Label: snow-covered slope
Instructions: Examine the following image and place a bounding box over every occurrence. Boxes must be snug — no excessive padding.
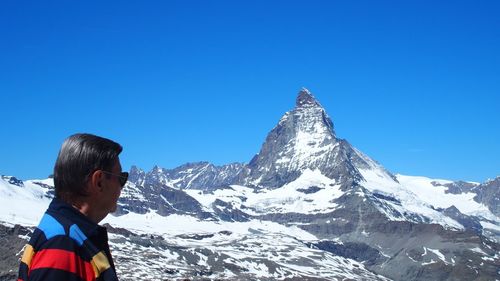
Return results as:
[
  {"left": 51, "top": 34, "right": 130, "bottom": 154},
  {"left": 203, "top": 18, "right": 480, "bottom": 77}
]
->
[
  {"left": 396, "top": 175, "right": 492, "bottom": 218},
  {"left": 357, "top": 166, "right": 499, "bottom": 231},
  {"left": 0, "top": 176, "right": 51, "bottom": 226},
  {"left": 104, "top": 215, "right": 390, "bottom": 281},
  {"left": 0, "top": 176, "right": 391, "bottom": 280},
  {"left": 187, "top": 169, "right": 343, "bottom": 215},
  {"left": 2, "top": 169, "right": 498, "bottom": 280}
]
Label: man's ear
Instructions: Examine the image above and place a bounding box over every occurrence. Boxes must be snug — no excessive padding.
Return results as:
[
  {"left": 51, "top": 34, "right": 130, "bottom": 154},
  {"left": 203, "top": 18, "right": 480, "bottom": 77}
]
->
[{"left": 89, "top": 170, "right": 104, "bottom": 193}]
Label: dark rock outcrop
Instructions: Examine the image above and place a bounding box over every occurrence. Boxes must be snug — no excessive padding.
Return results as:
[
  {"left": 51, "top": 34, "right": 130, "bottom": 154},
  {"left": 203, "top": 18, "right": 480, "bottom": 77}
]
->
[{"left": 474, "top": 177, "right": 500, "bottom": 217}]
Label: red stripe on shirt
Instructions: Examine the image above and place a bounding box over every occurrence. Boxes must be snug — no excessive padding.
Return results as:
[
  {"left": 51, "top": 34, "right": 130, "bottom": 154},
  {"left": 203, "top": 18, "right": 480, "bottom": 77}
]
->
[{"left": 30, "top": 248, "right": 95, "bottom": 281}]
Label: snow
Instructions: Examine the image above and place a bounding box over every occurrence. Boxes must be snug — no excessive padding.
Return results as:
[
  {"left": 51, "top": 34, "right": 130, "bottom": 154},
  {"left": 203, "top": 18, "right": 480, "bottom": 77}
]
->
[
  {"left": 103, "top": 208, "right": 393, "bottom": 280},
  {"left": 293, "top": 126, "right": 334, "bottom": 160},
  {"left": 426, "top": 248, "right": 449, "bottom": 264},
  {"left": 246, "top": 169, "right": 342, "bottom": 214},
  {"left": 187, "top": 169, "right": 343, "bottom": 215},
  {"left": 397, "top": 175, "right": 495, "bottom": 219},
  {"left": 186, "top": 185, "right": 253, "bottom": 211},
  {"left": 268, "top": 103, "right": 338, "bottom": 177},
  {"left": 354, "top": 147, "right": 497, "bottom": 228},
  {"left": 234, "top": 260, "right": 269, "bottom": 277},
  {"left": 120, "top": 182, "right": 146, "bottom": 201},
  {"left": 421, "top": 247, "right": 427, "bottom": 256},
  {"left": 470, "top": 247, "right": 487, "bottom": 255},
  {"left": 420, "top": 248, "right": 452, "bottom": 266},
  {"left": 358, "top": 166, "right": 500, "bottom": 229},
  {"left": 3, "top": 167, "right": 498, "bottom": 241},
  {"left": 103, "top": 212, "right": 317, "bottom": 241},
  {"left": 360, "top": 169, "right": 465, "bottom": 229},
  {"left": 421, "top": 259, "right": 437, "bottom": 265},
  {"left": 481, "top": 221, "right": 500, "bottom": 232},
  {"left": 0, "top": 177, "right": 51, "bottom": 226}
]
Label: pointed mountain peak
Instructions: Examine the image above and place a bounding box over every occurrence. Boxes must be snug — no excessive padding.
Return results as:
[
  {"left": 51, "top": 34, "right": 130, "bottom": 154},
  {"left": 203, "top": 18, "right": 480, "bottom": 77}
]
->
[
  {"left": 151, "top": 165, "right": 163, "bottom": 173},
  {"left": 296, "top": 88, "right": 321, "bottom": 108},
  {"left": 246, "top": 87, "right": 395, "bottom": 189},
  {"left": 129, "top": 165, "right": 144, "bottom": 174}
]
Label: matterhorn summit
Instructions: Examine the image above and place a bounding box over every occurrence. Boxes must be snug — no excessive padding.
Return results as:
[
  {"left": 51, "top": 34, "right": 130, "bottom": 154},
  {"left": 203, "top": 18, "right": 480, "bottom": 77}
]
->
[
  {"left": 246, "top": 88, "right": 392, "bottom": 188},
  {"left": 296, "top": 87, "right": 324, "bottom": 108}
]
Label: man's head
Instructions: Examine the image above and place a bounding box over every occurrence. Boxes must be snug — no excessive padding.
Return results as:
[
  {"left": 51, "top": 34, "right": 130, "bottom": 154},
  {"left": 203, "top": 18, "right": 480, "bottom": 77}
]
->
[{"left": 54, "top": 133, "right": 126, "bottom": 219}]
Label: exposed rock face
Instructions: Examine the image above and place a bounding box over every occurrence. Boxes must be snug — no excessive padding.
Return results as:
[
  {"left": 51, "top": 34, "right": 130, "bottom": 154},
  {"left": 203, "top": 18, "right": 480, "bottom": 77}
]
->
[
  {"left": 1, "top": 176, "right": 23, "bottom": 187},
  {"left": 440, "top": 181, "right": 478, "bottom": 194},
  {"left": 212, "top": 199, "right": 251, "bottom": 222},
  {"left": 0, "top": 224, "right": 32, "bottom": 281},
  {"left": 442, "top": 206, "right": 482, "bottom": 235},
  {"left": 313, "top": 241, "right": 383, "bottom": 266},
  {"left": 128, "top": 165, "right": 146, "bottom": 187},
  {"left": 474, "top": 177, "right": 500, "bottom": 217},
  {"left": 128, "top": 162, "right": 248, "bottom": 191},
  {"left": 245, "top": 88, "right": 393, "bottom": 189},
  {"left": 117, "top": 181, "right": 213, "bottom": 219}
]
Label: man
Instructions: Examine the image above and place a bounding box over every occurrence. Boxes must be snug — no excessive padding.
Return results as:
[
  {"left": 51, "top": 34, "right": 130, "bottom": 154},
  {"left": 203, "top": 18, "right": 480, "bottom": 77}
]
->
[{"left": 18, "top": 133, "right": 127, "bottom": 281}]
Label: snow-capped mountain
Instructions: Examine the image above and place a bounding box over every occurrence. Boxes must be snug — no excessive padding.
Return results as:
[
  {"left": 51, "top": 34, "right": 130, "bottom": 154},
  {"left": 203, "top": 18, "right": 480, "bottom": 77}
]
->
[
  {"left": 245, "top": 88, "right": 394, "bottom": 189},
  {"left": 1, "top": 89, "right": 499, "bottom": 281}
]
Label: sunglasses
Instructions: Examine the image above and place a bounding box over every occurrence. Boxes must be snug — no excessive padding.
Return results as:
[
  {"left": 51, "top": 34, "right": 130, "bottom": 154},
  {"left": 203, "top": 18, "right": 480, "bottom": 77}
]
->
[{"left": 101, "top": 171, "right": 129, "bottom": 187}]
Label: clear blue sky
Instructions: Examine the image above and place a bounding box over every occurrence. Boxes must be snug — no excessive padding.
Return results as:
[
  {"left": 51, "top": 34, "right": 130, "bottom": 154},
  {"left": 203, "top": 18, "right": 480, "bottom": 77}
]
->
[{"left": 1, "top": 1, "right": 499, "bottom": 182}]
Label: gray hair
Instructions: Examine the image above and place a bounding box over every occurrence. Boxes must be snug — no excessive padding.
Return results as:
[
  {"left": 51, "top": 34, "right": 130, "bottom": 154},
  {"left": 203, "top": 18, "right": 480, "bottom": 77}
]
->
[{"left": 53, "top": 133, "right": 123, "bottom": 200}]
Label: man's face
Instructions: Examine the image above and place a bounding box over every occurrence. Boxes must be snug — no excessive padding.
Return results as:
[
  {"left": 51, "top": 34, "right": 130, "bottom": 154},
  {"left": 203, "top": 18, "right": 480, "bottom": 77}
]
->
[{"left": 101, "top": 158, "right": 124, "bottom": 214}]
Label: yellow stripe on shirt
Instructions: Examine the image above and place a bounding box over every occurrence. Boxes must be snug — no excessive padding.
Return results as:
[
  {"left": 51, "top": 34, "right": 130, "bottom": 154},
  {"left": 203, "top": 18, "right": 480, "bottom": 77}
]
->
[
  {"left": 90, "top": 251, "right": 111, "bottom": 278},
  {"left": 21, "top": 244, "right": 35, "bottom": 268}
]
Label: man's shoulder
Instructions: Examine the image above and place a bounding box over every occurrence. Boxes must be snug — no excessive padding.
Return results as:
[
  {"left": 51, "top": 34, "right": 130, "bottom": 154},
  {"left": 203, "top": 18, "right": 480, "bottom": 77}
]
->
[
  {"left": 30, "top": 212, "right": 90, "bottom": 250},
  {"left": 37, "top": 212, "right": 67, "bottom": 239},
  {"left": 21, "top": 212, "right": 118, "bottom": 281}
]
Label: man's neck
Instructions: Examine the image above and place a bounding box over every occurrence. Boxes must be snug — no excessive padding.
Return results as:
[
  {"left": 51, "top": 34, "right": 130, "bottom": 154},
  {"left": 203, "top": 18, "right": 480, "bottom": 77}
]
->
[{"left": 71, "top": 201, "right": 104, "bottom": 224}]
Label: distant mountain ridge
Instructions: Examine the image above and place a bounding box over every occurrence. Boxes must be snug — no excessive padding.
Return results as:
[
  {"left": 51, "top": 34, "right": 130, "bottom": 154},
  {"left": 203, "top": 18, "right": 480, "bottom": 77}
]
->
[
  {"left": 135, "top": 89, "right": 395, "bottom": 190},
  {"left": 129, "top": 161, "right": 248, "bottom": 191}
]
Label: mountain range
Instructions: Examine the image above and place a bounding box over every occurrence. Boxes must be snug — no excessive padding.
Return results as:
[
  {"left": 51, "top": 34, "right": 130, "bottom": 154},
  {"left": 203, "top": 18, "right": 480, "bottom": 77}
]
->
[{"left": 1, "top": 88, "right": 499, "bottom": 280}]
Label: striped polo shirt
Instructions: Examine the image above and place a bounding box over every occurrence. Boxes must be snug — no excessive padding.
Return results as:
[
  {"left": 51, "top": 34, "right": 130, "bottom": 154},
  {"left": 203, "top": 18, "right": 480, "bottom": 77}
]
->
[{"left": 18, "top": 198, "right": 119, "bottom": 281}]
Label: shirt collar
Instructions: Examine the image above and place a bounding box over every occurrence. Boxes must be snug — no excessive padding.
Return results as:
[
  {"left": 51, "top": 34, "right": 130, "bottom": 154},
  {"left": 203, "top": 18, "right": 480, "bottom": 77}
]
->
[{"left": 48, "top": 197, "right": 105, "bottom": 237}]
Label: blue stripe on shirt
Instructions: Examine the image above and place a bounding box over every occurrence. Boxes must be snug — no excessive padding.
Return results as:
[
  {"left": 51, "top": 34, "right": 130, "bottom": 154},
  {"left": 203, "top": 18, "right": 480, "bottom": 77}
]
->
[
  {"left": 69, "top": 224, "right": 88, "bottom": 246},
  {"left": 38, "top": 214, "right": 65, "bottom": 240}
]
